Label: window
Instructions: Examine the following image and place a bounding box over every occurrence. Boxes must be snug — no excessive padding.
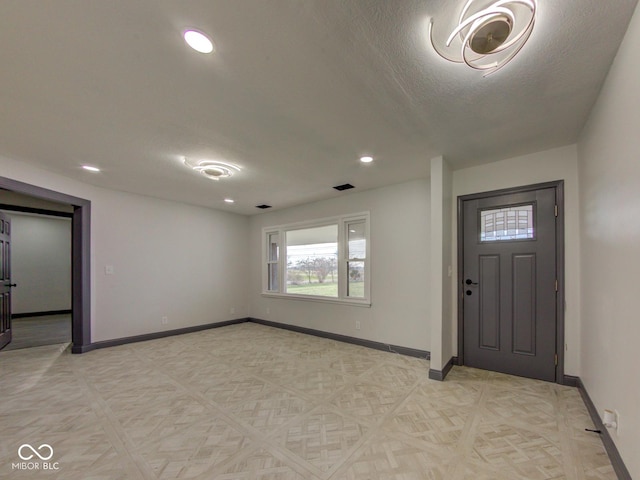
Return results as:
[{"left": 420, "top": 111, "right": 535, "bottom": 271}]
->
[
  {"left": 346, "top": 221, "right": 366, "bottom": 298},
  {"left": 267, "top": 232, "right": 279, "bottom": 291},
  {"left": 480, "top": 204, "right": 534, "bottom": 242},
  {"left": 263, "top": 213, "right": 370, "bottom": 305},
  {"left": 286, "top": 225, "right": 338, "bottom": 298}
]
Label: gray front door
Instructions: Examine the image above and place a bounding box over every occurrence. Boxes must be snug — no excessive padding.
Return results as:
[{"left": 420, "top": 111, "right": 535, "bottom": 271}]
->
[{"left": 462, "top": 187, "right": 558, "bottom": 382}]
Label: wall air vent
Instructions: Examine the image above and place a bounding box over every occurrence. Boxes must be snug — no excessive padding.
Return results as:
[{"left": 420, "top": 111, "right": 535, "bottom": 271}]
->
[
  {"left": 333, "top": 183, "right": 355, "bottom": 191},
  {"left": 256, "top": 204, "right": 272, "bottom": 209}
]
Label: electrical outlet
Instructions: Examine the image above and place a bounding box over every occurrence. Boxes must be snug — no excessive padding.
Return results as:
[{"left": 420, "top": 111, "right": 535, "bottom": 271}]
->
[
  {"left": 105, "top": 265, "right": 114, "bottom": 275},
  {"left": 230, "top": 307, "right": 235, "bottom": 315},
  {"left": 266, "top": 307, "right": 270, "bottom": 315},
  {"left": 161, "top": 316, "right": 168, "bottom": 325},
  {"left": 603, "top": 409, "right": 619, "bottom": 432},
  {"left": 356, "top": 320, "right": 361, "bottom": 330}
]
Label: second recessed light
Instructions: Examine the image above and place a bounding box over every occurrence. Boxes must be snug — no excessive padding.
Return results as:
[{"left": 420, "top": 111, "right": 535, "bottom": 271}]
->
[
  {"left": 360, "top": 156, "right": 373, "bottom": 163},
  {"left": 183, "top": 29, "right": 215, "bottom": 54}
]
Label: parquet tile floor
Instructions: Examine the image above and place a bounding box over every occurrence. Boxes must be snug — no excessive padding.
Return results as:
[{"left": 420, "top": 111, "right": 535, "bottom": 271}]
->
[{"left": 0, "top": 322, "right": 615, "bottom": 479}]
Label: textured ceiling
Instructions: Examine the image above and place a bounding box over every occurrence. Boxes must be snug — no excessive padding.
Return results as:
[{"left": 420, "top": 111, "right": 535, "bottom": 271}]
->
[{"left": 0, "top": 0, "right": 637, "bottom": 214}]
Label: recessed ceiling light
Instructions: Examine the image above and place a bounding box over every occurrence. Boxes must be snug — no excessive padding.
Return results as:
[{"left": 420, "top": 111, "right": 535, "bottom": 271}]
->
[
  {"left": 82, "top": 165, "right": 100, "bottom": 172},
  {"left": 360, "top": 156, "right": 373, "bottom": 163},
  {"left": 183, "top": 29, "right": 215, "bottom": 54},
  {"left": 224, "top": 198, "right": 235, "bottom": 204}
]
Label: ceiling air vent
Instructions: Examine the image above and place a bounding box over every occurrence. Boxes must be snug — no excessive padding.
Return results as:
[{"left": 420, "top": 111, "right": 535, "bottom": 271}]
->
[
  {"left": 333, "top": 183, "right": 354, "bottom": 191},
  {"left": 256, "top": 204, "right": 272, "bottom": 209}
]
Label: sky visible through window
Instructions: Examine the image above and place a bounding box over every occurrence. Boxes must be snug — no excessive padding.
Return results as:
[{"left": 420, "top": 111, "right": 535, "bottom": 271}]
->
[{"left": 287, "top": 242, "right": 337, "bottom": 262}]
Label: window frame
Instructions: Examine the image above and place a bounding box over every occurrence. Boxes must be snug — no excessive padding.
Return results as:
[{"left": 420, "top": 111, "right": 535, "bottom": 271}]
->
[
  {"left": 262, "top": 212, "right": 370, "bottom": 306},
  {"left": 266, "top": 232, "right": 280, "bottom": 292},
  {"left": 342, "top": 218, "right": 368, "bottom": 300}
]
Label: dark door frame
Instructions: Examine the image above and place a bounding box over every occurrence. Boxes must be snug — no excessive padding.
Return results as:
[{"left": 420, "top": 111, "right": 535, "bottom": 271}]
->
[
  {"left": 0, "top": 176, "right": 91, "bottom": 353},
  {"left": 457, "top": 180, "right": 565, "bottom": 383}
]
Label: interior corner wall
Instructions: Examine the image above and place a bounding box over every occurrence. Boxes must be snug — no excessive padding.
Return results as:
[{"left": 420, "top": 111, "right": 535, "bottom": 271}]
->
[
  {"left": 429, "top": 156, "right": 453, "bottom": 372},
  {"left": 248, "top": 179, "right": 431, "bottom": 352},
  {"left": 0, "top": 154, "right": 250, "bottom": 343},
  {"left": 442, "top": 161, "right": 453, "bottom": 362},
  {"left": 451, "top": 144, "right": 581, "bottom": 376},
  {"left": 3, "top": 212, "right": 71, "bottom": 314},
  {"left": 577, "top": 1, "right": 640, "bottom": 477}
]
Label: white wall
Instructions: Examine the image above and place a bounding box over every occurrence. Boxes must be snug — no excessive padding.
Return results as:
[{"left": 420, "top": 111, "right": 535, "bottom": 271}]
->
[
  {"left": 452, "top": 144, "right": 581, "bottom": 375},
  {"left": 3, "top": 212, "right": 71, "bottom": 314},
  {"left": 577, "top": 2, "right": 640, "bottom": 477},
  {"left": 248, "top": 179, "right": 431, "bottom": 351},
  {"left": 0, "top": 154, "right": 250, "bottom": 342}
]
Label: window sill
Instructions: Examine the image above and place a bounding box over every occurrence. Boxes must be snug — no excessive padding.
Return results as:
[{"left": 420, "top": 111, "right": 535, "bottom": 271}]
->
[{"left": 261, "top": 292, "right": 371, "bottom": 307}]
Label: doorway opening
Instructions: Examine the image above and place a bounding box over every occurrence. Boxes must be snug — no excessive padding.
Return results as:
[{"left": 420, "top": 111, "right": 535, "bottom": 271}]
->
[
  {"left": 0, "top": 207, "right": 71, "bottom": 350},
  {"left": 457, "top": 181, "right": 565, "bottom": 383},
  {"left": 0, "top": 176, "right": 91, "bottom": 353}
]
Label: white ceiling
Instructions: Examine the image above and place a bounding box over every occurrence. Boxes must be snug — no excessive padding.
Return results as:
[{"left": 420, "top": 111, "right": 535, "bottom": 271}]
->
[{"left": 0, "top": 0, "right": 637, "bottom": 215}]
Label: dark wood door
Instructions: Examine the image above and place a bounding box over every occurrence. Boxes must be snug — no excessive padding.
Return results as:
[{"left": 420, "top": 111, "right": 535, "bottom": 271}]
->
[
  {"left": 0, "top": 211, "right": 12, "bottom": 350},
  {"left": 462, "top": 187, "right": 557, "bottom": 381}
]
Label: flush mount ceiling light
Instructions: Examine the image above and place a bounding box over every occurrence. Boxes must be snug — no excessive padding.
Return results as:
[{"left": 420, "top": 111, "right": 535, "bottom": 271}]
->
[
  {"left": 183, "top": 29, "right": 215, "bottom": 54},
  {"left": 429, "top": 0, "right": 536, "bottom": 76},
  {"left": 183, "top": 158, "right": 241, "bottom": 181},
  {"left": 360, "top": 156, "right": 374, "bottom": 163}
]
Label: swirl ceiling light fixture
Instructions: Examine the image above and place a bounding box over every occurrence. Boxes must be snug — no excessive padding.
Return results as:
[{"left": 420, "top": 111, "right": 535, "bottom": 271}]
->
[
  {"left": 429, "top": 0, "right": 536, "bottom": 76},
  {"left": 183, "top": 158, "right": 241, "bottom": 181}
]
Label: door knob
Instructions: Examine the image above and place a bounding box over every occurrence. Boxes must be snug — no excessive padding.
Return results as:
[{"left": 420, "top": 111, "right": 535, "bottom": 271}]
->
[
  {"left": 5, "top": 283, "right": 17, "bottom": 287},
  {"left": 465, "top": 279, "right": 478, "bottom": 285}
]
